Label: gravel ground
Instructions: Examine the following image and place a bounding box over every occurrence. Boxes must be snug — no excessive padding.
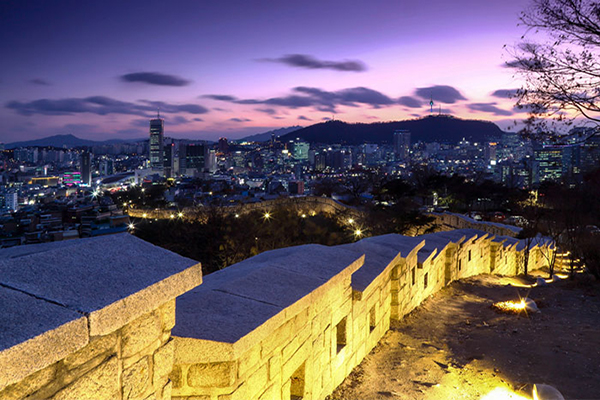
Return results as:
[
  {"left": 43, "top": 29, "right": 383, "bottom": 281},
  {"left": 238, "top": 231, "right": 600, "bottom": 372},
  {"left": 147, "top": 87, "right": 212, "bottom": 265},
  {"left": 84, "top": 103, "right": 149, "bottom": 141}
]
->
[{"left": 327, "top": 273, "right": 600, "bottom": 400}]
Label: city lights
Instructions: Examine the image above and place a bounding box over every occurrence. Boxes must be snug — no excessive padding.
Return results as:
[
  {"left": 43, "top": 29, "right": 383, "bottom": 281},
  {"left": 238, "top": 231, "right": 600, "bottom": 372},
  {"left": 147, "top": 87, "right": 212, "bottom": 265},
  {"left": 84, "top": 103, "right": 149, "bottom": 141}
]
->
[
  {"left": 264, "top": 212, "right": 271, "bottom": 220},
  {"left": 354, "top": 229, "right": 362, "bottom": 237}
]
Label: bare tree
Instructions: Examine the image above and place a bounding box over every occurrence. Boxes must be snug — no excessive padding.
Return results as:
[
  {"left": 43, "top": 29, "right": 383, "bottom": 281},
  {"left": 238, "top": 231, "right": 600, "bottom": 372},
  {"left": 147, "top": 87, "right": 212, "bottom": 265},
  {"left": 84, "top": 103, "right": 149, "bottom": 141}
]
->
[{"left": 510, "top": 0, "right": 600, "bottom": 142}]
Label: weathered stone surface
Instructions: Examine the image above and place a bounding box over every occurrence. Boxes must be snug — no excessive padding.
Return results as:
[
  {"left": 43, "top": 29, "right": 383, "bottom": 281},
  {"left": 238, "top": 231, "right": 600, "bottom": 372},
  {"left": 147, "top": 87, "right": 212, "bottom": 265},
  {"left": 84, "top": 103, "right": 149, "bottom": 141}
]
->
[
  {"left": 174, "top": 290, "right": 281, "bottom": 344},
  {"left": 123, "top": 356, "right": 150, "bottom": 400},
  {"left": 160, "top": 380, "right": 172, "bottom": 400},
  {"left": 159, "top": 300, "right": 176, "bottom": 332},
  {"left": 0, "top": 286, "right": 88, "bottom": 391},
  {"left": 122, "top": 310, "right": 162, "bottom": 358},
  {"left": 187, "top": 362, "right": 236, "bottom": 388},
  {"left": 0, "top": 234, "right": 202, "bottom": 337},
  {"left": 170, "top": 364, "right": 184, "bottom": 389},
  {"left": 153, "top": 339, "right": 174, "bottom": 385},
  {"left": 52, "top": 356, "right": 119, "bottom": 400},
  {"left": 0, "top": 362, "right": 56, "bottom": 400},
  {"left": 63, "top": 332, "right": 117, "bottom": 370}
]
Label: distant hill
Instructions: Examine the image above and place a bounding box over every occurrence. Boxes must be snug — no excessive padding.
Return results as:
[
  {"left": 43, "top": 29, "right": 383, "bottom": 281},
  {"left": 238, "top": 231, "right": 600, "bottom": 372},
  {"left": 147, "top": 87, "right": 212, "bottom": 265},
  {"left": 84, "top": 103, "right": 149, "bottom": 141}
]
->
[
  {"left": 279, "top": 116, "right": 505, "bottom": 145},
  {"left": 5, "top": 134, "right": 143, "bottom": 149},
  {"left": 238, "top": 126, "right": 303, "bottom": 143}
]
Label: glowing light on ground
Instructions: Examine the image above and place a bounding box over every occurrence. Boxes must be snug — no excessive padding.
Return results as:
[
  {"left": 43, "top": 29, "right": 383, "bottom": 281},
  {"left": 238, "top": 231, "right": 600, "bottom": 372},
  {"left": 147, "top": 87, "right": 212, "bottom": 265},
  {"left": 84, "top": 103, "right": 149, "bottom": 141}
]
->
[
  {"left": 354, "top": 229, "right": 363, "bottom": 237},
  {"left": 492, "top": 299, "right": 527, "bottom": 313},
  {"left": 264, "top": 212, "right": 271, "bottom": 220},
  {"left": 481, "top": 387, "right": 531, "bottom": 400},
  {"left": 178, "top": 212, "right": 183, "bottom": 218},
  {"left": 348, "top": 218, "right": 354, "bottom": 224}
]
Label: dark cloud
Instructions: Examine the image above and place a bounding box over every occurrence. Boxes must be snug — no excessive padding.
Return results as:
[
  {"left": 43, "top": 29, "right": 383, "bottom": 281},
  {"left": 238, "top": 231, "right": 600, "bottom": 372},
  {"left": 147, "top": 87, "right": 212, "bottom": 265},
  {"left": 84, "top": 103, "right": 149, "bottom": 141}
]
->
[
  {"left": 212, "top": 107, "right": 230, "bottom": 112},
  {"left": 209, "top": 86, "right": 396, "bottom": 113},
  {"left": 467, "top": 102, "right": 514, "bottom": 116},
  {"left": 170, "top": 116, "right": 191, "bottom": 125},
  {"left": 6, "top": 96, "right": 208, "bottom": 116},
  {"left": 255, "top": 108, "right": 277, "bottom": 115},
  {"left": 131, "top": 118, "right": 150, "bottom": 127},
  {"left": 397, "top": 96, "right": 421, "bottom": 108},
  {"left": 229, "top": 117, "right": 252, "bottom": 122},
  {"left": 120, "top": 72, "right": 191, "bottom": 86},
  {"left": 272, "top": 116, "right": 285, "bottom": 120},
  {"left": 193, "top": 117, "right": 203, "bottom": 122},
  {"left": 138, "top": 100, "right": 209, "bottom": 114},
  {"left": 415, "top": 85, "right": 467, "bottom": 103},
  {"left": 29, "top": 78, "right": 51, "bottom": 86},
  {"left": 204, "top": 94, "right": 238, "bottom": 101},
  {"left": 298, "top": 115, "right": 312, "bottom": 121},
  {"left": 491, "top": 89, "right": 518, "bottom": 98},
  {"left": 260, "top": 54, "right": 367, "bottom": 72}
]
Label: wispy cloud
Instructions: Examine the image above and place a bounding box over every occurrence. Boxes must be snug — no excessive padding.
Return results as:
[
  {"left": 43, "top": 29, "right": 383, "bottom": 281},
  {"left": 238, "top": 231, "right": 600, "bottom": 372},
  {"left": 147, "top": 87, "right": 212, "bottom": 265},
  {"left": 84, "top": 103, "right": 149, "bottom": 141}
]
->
[
  {"left": 207, "top": 86, "right": 396, "bottom": 113},
  {"left": 120, "top": 72, "right": 191, "bottom": 86},
  {"left": 29, "top": 78, "right": 51, "bottom": 86},
  {"left": 467, "top": 102, "right": 514, "bottom": 116},
  {"left": 259, "top": 54, "right": 367, "bottom": 72},
  {"left": 6, "top": 96, "right": 208, "bottom": 116},
  {"left": 415, "top": 85, "right": 467, "bottom": 103}
]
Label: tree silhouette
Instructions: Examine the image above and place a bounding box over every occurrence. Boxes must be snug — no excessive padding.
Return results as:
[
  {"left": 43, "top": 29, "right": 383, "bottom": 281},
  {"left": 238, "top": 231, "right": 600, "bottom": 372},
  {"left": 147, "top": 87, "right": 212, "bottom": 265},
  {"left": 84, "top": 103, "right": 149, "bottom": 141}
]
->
[{"left": 511, "top": 0, "right": 600, "bottom": 141}]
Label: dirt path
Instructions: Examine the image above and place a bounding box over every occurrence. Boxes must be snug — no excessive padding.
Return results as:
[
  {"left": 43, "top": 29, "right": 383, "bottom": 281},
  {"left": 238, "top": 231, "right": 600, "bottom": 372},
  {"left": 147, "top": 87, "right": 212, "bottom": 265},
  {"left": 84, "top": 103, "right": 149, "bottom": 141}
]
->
[{"left": 327, "top": 274, "right": 600, "bottom": 400}]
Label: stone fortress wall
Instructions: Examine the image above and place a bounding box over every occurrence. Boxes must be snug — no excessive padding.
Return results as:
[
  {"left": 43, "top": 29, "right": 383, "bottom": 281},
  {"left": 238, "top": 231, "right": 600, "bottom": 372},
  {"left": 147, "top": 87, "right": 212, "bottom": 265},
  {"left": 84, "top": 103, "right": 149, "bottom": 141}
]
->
[
  {"left": 127, "top": 196, "right": 356, "bottom": 221},
  {"left": 169, "top": 228, "right": 551, "bottom": 400},
  {"left": 0, "top": 226, "right": 552, "bottom": 400},
  {"left": 0, "top": 234, "right": 203, "bottom": 400}
]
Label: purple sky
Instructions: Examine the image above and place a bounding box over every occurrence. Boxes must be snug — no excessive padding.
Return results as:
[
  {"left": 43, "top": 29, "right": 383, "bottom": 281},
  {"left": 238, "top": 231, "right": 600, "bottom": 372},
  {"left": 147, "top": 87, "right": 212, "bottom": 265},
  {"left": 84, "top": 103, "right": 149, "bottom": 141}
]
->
[{"left": 0, "top": 0, "right": 532, "bottom": 143}]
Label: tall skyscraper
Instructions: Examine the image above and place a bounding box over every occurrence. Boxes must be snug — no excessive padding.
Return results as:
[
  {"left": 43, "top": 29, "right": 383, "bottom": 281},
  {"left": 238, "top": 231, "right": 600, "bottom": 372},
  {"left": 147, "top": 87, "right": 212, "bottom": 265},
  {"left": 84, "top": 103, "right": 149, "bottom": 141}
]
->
[
  {"left": 81, "top": 151, "right": 92, "bottom": 186},
  {"left": 393, "top": 130, "right": 411, "bottom": 160},
  {"left": 149, "top": 112, "right": 164, "bottom": 171}
]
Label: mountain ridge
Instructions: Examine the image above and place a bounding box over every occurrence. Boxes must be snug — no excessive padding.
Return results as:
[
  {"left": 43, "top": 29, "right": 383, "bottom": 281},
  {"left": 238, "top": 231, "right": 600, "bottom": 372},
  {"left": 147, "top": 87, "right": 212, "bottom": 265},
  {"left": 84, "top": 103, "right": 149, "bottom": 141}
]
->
[{"left": 279, "top": 115, "right": 505, "bottom": 144}]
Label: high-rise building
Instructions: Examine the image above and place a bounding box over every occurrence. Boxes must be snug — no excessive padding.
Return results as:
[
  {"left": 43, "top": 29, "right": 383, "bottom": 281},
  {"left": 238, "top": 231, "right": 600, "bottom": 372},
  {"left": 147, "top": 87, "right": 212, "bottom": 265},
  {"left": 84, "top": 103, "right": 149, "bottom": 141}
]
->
[
  {"left": 81, "top": 151, "right": 92, "bottom": 186},
  {"left": 179, "top": 142, "right": 208, "bottom": 176},
  {"left": 163, "top": 141, "right": 176, "bottom": 179},
  {"left": 393, "top": 130, "right": 411, "bottom": 160},
  {"left": 149, "top": 113, "right": 164, "bottom": 171},
  {"left": 218, "top": 137, "right": 229, "bottom": 154}
]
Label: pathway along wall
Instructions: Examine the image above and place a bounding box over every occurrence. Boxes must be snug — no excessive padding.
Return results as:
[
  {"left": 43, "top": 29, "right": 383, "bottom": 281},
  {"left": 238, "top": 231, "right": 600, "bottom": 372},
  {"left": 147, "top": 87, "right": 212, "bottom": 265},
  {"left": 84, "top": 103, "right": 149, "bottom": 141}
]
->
[{"left": 170, "top": 229, "right": 552, "bottom": 400}]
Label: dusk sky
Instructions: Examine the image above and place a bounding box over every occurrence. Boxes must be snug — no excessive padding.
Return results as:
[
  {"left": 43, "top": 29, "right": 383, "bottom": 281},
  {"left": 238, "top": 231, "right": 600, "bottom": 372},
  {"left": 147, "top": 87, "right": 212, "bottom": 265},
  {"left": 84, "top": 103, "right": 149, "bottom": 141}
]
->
[{"left": 1, "top": 0, "right": 533, "bottom": 143}]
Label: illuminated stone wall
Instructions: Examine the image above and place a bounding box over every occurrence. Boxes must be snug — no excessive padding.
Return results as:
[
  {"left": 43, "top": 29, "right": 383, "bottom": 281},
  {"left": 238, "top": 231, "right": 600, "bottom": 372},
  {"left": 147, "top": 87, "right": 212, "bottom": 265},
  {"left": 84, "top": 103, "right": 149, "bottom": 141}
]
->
[
  {"left": 0, "top": 229, "right": 550, "bottom": 400},
  {"left": 0, "top": 234, "right": 202, "bottom": 400},
  {"left": 127, "top": 196, "right": 356, "bottom": 220},
  {"left": 170, "top": 229, "right": 553, "bottom": 400},
  {"left": 429, "top": 212, "right": 523, "bottom": 238}
]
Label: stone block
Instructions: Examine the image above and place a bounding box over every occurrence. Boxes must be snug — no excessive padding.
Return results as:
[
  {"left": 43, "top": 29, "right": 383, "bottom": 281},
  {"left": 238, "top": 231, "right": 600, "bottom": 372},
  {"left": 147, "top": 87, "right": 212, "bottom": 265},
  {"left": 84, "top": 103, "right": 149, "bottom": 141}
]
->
[
  {"left": 244, "top": 364, "right": 268, "bottom": 400},
  {"left": 123, "top": 356, "right": 150, "bottom": 400},
  {"left": 0, "top": 362, "right": 56, "bottom": 400},
  {"left": 153, "top": 339, "right": 174, "bottom": 385},
  {"left": 169, "top": 364, "right": 184, "bottom": 389},
  {"left": 259, "top": 384, "right": 279, "bottom": 400},
  {"left": 63, "top": 332, "right": 117, "bottom": 371},
  {"left": 122, "top": 310, "right": 162, "bottom": 358},
  {"left": 160, "top": 380, "right": 172, "bottom": 400},
  {"left": 159, "top": 300, "right": 176, "bottom": 332},
  {"left": 187, "top": 362, "right": 236, "bottom": 388},
  {"left": 268, "top": 353, "right": 281, "bottom": 381},
  {"left": 51, "top": 356, "right": 119, "bottom": 400},
  {"left": 238, "top": 344, "right": 261, "bottom": 377},
  {"left": 281, "top": 341, "right": 309, "bottom": 380}
]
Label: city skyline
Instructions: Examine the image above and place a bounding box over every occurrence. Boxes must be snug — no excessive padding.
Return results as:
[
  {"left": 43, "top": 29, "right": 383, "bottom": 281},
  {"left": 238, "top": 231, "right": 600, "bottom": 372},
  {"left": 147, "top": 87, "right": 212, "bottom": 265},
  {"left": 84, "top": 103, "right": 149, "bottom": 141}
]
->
[{"left": 2, "top": 0, "right": 534, "bottom": 143}]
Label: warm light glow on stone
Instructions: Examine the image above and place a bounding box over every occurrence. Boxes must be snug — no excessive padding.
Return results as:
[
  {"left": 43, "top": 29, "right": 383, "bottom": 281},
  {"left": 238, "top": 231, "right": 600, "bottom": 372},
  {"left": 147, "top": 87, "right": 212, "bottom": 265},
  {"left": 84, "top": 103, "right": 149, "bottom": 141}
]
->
[{"left": 481, "top": 387, "right": 531, "bottom": 400}]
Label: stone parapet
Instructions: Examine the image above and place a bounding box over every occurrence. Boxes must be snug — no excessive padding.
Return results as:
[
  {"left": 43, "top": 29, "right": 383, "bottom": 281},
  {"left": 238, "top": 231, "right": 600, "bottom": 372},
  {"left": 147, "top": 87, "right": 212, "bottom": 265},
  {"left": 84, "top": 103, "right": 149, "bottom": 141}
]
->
[
  {"left": 0, "top": 233, "right": 202, "bottom": 399},
  {"left": 171, "top": 228, "right": 552, "bottom": 400}
]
